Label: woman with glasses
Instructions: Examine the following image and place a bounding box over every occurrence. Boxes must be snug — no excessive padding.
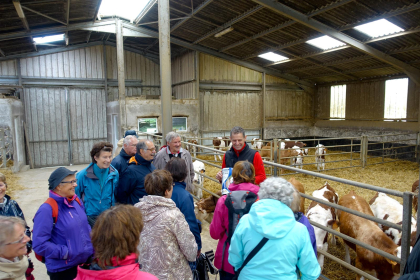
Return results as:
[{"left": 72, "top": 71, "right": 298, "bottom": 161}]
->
[
  {"left": 76, "top": 142, "right": 119, "bottom": 227},
  {"left": 0, "top": 216, "right": 31, "bottom": 280},
  {"left": 33, "top": 167, "right": 94, "bottom": 280}
]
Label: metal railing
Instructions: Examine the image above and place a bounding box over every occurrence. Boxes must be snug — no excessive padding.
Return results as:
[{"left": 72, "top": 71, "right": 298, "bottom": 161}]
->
[{"left": 0, "top": 127, "right": 13, "bottom": 169}]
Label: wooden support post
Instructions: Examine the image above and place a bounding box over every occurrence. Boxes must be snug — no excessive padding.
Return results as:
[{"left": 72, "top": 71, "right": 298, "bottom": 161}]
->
[{"left": 116, "top": 19, "right": 126, "bottom": 138}]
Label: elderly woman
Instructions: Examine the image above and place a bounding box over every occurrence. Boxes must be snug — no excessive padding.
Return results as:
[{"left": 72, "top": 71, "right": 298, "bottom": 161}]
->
[
  {"left": 153, "top": 132, "right": 195, "bottom": 193},
  {"left": 76, "top": 142, "right": 118, "bottom": 227},
  {"left": 228, "top": 177, "right": 320, "bottom": 280},
  {"left": 75, "top": 204, "right": 158, "bottom": 280},
  {"left": 210, "top": 161, "right": 260, "bottom": 280},
  {"left": 0, "top": 216, "right": 31, "bottom": 280},
  {"left": 135, "top": 169, "right": 197, "bottom": 280},
  {"left": 33, "top": 167, "right": 94, "bottom": 280}
]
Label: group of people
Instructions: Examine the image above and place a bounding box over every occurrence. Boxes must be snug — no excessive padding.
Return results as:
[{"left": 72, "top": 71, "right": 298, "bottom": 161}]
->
[{"left": 1, "top": 125, "right": 419, "bottom": 279}]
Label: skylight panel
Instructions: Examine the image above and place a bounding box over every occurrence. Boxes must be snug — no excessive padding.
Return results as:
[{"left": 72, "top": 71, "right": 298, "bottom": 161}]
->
[
  {"left": 98, "top": 0, "right": 152, "bottom": 22},
  {"left": 33, "top": 34, "right": 64, "bottom": 44},
  {"left": 354, "top": 19, "right": 404, "bottom": 38},
  {"left": 306, "top": 35, "right": 346, "bottom": 50},
  {"left": 258, "top": 52, "right": 288, "bottom": 62}
]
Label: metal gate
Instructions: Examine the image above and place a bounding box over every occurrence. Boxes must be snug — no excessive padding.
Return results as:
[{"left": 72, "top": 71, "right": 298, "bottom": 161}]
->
[{"left": 24, "top": 87, "right": 107, "bottom": 167}]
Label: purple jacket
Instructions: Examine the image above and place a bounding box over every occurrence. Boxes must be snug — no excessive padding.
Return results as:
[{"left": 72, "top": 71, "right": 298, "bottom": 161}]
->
[
  {"left": 32, "top": 191, "right": 94, "bottom": 273},
  {"left": 295, "top": 212, "right": 317, "bottom": 256}
]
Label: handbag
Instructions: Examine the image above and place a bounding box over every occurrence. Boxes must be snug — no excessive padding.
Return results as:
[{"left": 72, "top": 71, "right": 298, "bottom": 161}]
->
[
  {"left": 232, "top": 237, "right": 269, "bottom": 280},
  {"left": 194, "top": 250, "right": 219, "bottom": 280}
]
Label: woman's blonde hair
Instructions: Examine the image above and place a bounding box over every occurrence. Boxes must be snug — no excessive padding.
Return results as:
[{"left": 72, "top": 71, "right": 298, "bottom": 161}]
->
[
  {"left": 0, "top": 173, "right": 7, "bottom": 186},
  {"left": 232, "top": 161, "right": 255, "bottom": 184}
]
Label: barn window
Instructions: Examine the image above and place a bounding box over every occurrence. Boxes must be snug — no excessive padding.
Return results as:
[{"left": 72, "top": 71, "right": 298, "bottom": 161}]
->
[
  {"left": 138, "top": 118, "right": 158, "bottom": 133},
  {"left": 330, "top": 84, "right": 346, "bottom": 119},
  {"left": 354, "top": 19, "right": 404, "bottom": 38},
  {"left": 384, "top": 78, "right": 408, "bottom": 120},
  {"left": 306, "top": 35, "right": 346, "bottom": 50},
  {"left": 173, "top": 117, "right": 187, "bottom": 132},
  {"left": 98, "top": 0, "right": 153, "bottom": 22}
]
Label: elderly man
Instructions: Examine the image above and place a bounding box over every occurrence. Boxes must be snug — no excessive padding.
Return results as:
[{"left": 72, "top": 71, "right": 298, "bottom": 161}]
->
[
  {"left": 153, "top": 132, "right": 195, "bottom": 193},
  {"left": 117, "top": 140, "right": 156, "bottom": 205},
  {"left": 216, "top": 126, "right": 266, "bottom": 185},
  {"left": 111, "top": 135, "right": 139, "bottom": 175},
  {"left": 113, "top": 130, "right": 137, "bottom": 158}
]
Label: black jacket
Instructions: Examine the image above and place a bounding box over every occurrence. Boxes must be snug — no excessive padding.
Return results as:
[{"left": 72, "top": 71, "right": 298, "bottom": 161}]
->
[
  {"left": 224, "top": 143, "right": 256, "bottom": 168},
  {"left": 111, "top": 148, "right": 131, "bottom": 175},
  {"left": 401, "top": 235, "right": 420, "bottom": 280}
]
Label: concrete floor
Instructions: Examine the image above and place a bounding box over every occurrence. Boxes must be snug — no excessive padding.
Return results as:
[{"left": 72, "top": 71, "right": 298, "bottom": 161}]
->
[{"left": 14, "top": 164, "right": 219, "bottom": 279}]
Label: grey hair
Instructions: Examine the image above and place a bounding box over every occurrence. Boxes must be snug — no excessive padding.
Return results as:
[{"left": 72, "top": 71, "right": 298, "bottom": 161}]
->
[
  {"left": 230, "top": 126, "right": 245, "bottom": 137},
  {"left": 0, "top": 216, "right": 26, "bottom": 255},
  {"left": 123, "top": 135, "right": 137, "bottom": 147},
  {"left": 165, "top": 132, "right": 181, "bottom": 144},
  {"left": 259, "top": 177, "right": 295, "bottom": 207},
  {"left": 136, "top": 139, "right": 153, "bottom": 154},
  {"left": 290, "top": 189, "right": 301, "bottom": 213}
]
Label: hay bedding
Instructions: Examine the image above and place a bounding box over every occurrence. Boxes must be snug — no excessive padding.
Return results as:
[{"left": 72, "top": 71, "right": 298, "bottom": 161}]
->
[
  {"left": 0, "top": 162, "right": 24, "bottom": 198},
  {"left": 196, "top": 151, "right": 419, "bottom": 279}
]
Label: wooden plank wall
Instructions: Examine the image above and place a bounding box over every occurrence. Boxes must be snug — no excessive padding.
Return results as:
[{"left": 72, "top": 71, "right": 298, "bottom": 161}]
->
[
  {"left": 172, "top": 51, "right": 196, "bottom": 99},
  {"left": 265, "top": 90, "right": 311, "bottom": 120},
  {"left": 0, "top": 60, "right": 17, "bottom": 76}
]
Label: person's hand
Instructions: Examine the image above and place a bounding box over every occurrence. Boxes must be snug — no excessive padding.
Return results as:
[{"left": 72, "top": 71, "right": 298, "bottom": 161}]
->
[
  {"left": 216, "top": 171, "right": 222, "bottom": 183},
  {"left": 197, "top": 249, "right": 201, "bottom": 258}
]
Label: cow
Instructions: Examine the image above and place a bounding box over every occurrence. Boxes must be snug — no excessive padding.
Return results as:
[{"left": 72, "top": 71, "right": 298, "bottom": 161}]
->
[
  {"left": 315, "top": 144, "right": 326, "bottom": 171},
  {"left": 260, "top": 145, "right": 298, "bottom": 173},
  {"left": 369, "top": 192, "right": 417, "bottom": 246},
  {"left": 412, "top": 180, "right": 419, "bottom": 212},
  {"left": 306, "top": 182, "right": 339, "bottom": 270},
  {"left": 338, "top": 190, "right": 403, "bottom": 280},
  {"left": 284, "top": 140, "right": 307, "bottom": 149},
  {"left": 193, "top": 160, "right": 206, "bottom": 199},
  {"left": 213, "top": 137, "right": 225, "bottom": 161},
  {"left": 251, "top": 138, "right": 263, "bottom": 150},
  {"left": 288, "top": 177, "right": 305, "bottom": 213},
  {"left": 186, "top": 139, "right": 198, "bottom": 157},
  {"left": 291, "top": 146, "right": 308, "bottom": 170},
  {"left": 194, "top": 190, "right": 222, "bottom": 222}
]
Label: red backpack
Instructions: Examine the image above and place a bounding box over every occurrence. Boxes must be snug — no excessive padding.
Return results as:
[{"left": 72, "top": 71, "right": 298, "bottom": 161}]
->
[{"left": 34, "top": 197, "right": 81, "bottom": 263}]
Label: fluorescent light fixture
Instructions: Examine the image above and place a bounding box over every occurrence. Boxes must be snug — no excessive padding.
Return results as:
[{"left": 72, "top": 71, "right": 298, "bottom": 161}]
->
[
  {"left": 214, "top": 27, "right": 234, "bottom": 38},
  {"left": 98, "top": 0, "right": 152, "bottom": 22},
  {"left": 306, "top": 35, "right": 346, "bottom": 50},
  {"left": 354, "top": 19, "right": 404, "bottom": 38},
  {"left": 258, "top": 52, "right": 288, "bottom": 62},
  {"left": 33, "top": 34, "right": 65, "bottom": 44}
]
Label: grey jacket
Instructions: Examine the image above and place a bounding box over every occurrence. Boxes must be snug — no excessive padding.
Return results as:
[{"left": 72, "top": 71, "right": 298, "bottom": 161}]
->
[{"left": 153, "top": 147, "right": 195, "bottom": 193}]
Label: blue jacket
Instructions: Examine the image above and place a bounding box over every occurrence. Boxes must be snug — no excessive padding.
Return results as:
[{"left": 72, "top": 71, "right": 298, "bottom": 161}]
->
[
  {"left": 171, "top": 181, "right": 202, "bottom": 250},
  {"left": 228, "top": 199, "right": 321, "bottom": 280},
  {"left": 111, "top": 148, "right": 131, "bottom": 175},
  {"left": 117, "top": 153, "right": 156, "bottom": 205},
  {"left": 32, "top": 191, "right": 93, "bottom": 273},
  {"left": 75, "top": 163, "right": 119, "bottom": 216}
]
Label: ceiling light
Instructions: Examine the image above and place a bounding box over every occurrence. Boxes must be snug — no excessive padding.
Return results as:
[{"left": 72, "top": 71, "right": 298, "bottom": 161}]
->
[
  {"left": 258, "top": 52, "right": 288, "bottom": 62},
  {"left": 354, "top": 19, "right": 404, "bottom": 38},
  {"left": 306, "top": 35, "right": 346, "bottom": 50},
  {"left": 214, "top": 27, "right": 234, "bottom": 38},
  {"left": 33, "top": 34, "right": 65, "bottom": 44},
  {"left": 98, "top": 0, "right": 153, "bottom": 22}
]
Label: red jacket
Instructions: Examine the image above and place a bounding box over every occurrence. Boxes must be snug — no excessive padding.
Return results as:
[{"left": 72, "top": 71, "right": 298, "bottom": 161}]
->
[
  {"left": 75, "top": 253, "right": 158, "bottom": 280},
  {"left": 209, "top": 182, "right": 260, "bottom": 274}
]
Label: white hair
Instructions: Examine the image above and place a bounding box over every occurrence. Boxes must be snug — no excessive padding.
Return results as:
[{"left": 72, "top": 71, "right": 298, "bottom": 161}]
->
[
  {"left": 259, "top": 177, "right": 295, "bottom": 207},
  {"left": 166, "top": 132, "right": 181, "bottom": 144},
  {"left": 0, "top": 216, "right": 26, "bottom": 255},
  {"left": 123, "top": 135, "right": 137, "bottom": 147}
]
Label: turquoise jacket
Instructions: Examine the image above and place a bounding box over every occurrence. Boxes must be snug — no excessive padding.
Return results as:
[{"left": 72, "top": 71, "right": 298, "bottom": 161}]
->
[{"left": 228, "top": 199, "right": 321, "bottom": 280}]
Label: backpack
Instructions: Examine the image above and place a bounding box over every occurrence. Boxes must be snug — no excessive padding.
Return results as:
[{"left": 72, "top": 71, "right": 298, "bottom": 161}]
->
[{"left": 33, "top": 197, "right": 81, "bottom": 263}]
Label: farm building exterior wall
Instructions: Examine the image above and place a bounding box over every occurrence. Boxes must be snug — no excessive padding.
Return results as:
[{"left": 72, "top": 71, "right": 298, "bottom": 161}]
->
[{"left": 172, "top": 51, "right": 196, "bottom": 99}]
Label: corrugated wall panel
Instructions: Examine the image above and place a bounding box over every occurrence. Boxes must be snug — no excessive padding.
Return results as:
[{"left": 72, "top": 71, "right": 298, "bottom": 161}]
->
[
  {"left": 265, "top": 90, "right": 311, "bottom": 119},
  {"left": 407, "top": 79, "right": 419, "bottom": 120},
  {"left": 0, "top": 59, "right": 17, "bottom": 76},
  {"left": 346, "top": 81, "right": 385, "bottom": 120},
  {"left": 317, "top": 85, "right": 331, "bottom": 119},
  {"left": 173, "top": 83, "right": 196, "bottom": 99},
  {"left": 199, "top": 53, "right": 262, "bottom": 83},
  {"left": 201, "top": 91, "right": 262, "bottom": 131},
  {"left": 172, "top": 51, "right": 196, "bottom": 99}
]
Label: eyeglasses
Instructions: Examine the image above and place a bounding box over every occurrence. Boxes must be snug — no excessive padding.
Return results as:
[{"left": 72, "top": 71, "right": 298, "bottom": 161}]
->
[
  {"left": 6, "top": 234, "right": 26, "bottom": 245},
  {"left": 61, "top": 180, "right": 77, "bottom": 184},
  {"left": 147, "top": 147, "right": 156, "bottom": 152}
]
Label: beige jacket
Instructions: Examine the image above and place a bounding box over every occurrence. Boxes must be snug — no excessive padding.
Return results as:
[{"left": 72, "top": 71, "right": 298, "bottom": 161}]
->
[
  {"left": 0, "top": 255, "right": 28, "bottom": 280},
  {"left": 153, "top": 147, "right": 195, "bottom": 193},
  {"left": 136, "top": 196, "right": 197, "bottom": 280}
]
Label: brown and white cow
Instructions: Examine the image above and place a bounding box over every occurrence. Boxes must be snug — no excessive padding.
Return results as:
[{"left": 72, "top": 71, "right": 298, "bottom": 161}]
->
[
  {"left": 284, "top": 140, "right": 307, "bottom": 149},
  {"left": 339, "top": 190, "right": 403, "bottom": 280},
  {"left": 306, "top": 182, "right": 339, "bottom": 270},
  {"left": 315, "top": 144, "right": 326, "bottom": 171},
  {"left": 194, "top": 190, "right": 222, "bottom": 221},
  {"left": 369, "top": 192, "right": 417, "bottom": 247},
  {"left": 288, "top": 177, "right": 305, "bottom": 213},
  {"left": 412, "top": 180, "right": 419, "bottom": 212},
  {"left": 260, "top": 145, "right": 298, "bottom": 173},
  {"left": 251, "top": 138, "right": 264, "bottom": 150},
  {"left": 186, "top": 139, "right": 198, "bottom": 157},
  {"left": 213, "top": 137, "right": 225, "bottom": 161}
]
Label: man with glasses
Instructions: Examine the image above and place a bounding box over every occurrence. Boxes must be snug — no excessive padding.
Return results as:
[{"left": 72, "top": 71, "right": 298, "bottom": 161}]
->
[
  {"left": 111, "top": 135, "right": 139, "bottom": 175},
  {"left": 117, "top": 140, "right": 156, "bottom": 205}
]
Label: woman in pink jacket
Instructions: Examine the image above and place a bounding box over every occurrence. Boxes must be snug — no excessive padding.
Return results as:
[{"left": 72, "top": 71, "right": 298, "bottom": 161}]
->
[
  {"left": 210, "top": 161, "right": 260, "bottom": 280},
  {"left": 75, "top": 204, "right": 157, "bottom": 280}
]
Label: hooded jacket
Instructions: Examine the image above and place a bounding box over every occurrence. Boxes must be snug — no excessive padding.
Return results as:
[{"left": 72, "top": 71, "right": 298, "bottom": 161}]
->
[
  {"left": 111, "top": 147, "right": 131, "bottom": 175},
  {"left": 171, "top": 181, "right": 201, "bottom": 250},
  {"left": 0, "top": 195, "right": 31, "bottom": 237},
  {"left": 135, "top": 195, "right": 197, "bottom": 280},
  {"left": 228, "top": 199, "right": 321, "bottom": 280},
  {"left": 32, "top": 191, "right": 94, "bottom": 273},
  {"left": 153, "top": 147, "right": 195, "bottom": 193},
  {"left": 209, "top": 182, "right": 259, "bottom": 274},
  {"left": 117, "top": 153, "right": 156, "bottom": 205},
  {"left": 75, "top": 163, "right": 119, "bottom": 216},
  {"left": 0, "top": 255, "right": 28, "bottom": 280},
  {"left": 75, "top": 253, "right": 158, "bottom": 280}
]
